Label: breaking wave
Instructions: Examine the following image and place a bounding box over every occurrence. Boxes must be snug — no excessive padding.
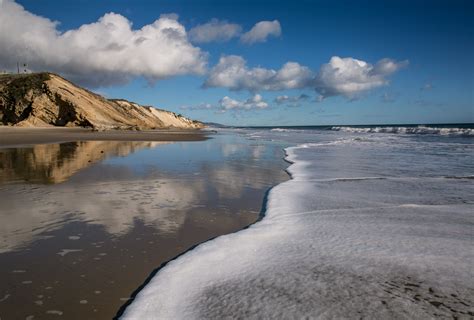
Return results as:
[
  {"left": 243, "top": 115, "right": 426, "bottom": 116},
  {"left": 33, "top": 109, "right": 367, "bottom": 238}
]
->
[{"left": 331, "top": 125, "right": 474, "bottom": 136}]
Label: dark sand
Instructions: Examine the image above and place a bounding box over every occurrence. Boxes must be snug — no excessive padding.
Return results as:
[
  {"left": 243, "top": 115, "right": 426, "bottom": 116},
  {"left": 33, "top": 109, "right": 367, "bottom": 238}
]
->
[
  {"left": 0, "top": 127, "right": 208, "bottom": 146},
  {"left": 0, "top": 204, "right": 263, "bottom": 319},
  {"left": 0, "top": 134, "right": 288, "bottom": 319}
]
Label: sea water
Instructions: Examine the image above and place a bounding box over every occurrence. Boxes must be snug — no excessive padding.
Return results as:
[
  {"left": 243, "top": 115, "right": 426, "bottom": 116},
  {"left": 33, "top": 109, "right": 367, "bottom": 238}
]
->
[
  {"left": 0, "top": 135, "right": 288, "bottom": 319},
  {"left": 122, "top": 125, "right": 474, "bottom": 319}
]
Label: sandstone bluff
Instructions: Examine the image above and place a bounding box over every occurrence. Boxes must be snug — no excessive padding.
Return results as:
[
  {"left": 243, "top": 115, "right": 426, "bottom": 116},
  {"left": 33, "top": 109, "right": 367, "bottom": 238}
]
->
[{"left": 0, "top": 73, "right": 204, "bottom": 130}]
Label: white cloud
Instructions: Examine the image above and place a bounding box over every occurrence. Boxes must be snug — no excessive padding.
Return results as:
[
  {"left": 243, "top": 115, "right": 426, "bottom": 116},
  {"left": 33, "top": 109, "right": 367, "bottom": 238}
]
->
[
  {"left": 314, "top": 56, "right": 408, "bottom": 99},
  {"left": 274, "top": 94, "right": 310, "bottom": 105},
  {"left": 180, "top": 94, "right": 269, "bottom": 113},
  {"left": 0, "top": 0, "right": 207, "bottom": 87},
  {"left": 275, "top": 95, "right": 290, "bottom": 103},
  {"left": 240, "top": 20, "right": 281, "bottom": 44},
  {"left": 189, "top": 19, "right": 281, "bottom": 45},
  {"left": 204, "top": 55, "right": 313, "bottom": 91},
  {"left": 189, "top": 19, "right": 242, "bottom": 43},
  {"left": 204, "top": 55, "right": 407, "bottom": 99},
  {"left": 219, "top": 94, "right": 269, "bottom": 111}
]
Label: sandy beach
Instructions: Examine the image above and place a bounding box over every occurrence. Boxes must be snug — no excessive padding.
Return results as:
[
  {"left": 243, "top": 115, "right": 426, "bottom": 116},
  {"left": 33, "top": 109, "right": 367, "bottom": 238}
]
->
[{"left": 0, "top": 127, "right": 208, "bottom": 146}]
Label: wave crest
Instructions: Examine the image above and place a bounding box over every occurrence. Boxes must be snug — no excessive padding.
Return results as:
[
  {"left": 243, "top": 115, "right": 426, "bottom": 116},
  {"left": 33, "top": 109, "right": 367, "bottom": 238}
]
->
[{"left": 331, "top": 126, "right": 474, "bottom": 136}]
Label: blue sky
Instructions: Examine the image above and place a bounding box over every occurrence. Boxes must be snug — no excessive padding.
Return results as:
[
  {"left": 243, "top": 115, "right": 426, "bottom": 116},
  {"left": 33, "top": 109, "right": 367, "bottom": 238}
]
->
[{"left": 2, "top": 0, "right": 473, "bottom": 125}]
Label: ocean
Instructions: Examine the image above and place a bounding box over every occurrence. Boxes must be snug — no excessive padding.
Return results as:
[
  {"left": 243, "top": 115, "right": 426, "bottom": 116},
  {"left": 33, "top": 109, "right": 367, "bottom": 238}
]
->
[{"left": 122, "top": 124, "right": 474, "bottom": 319}]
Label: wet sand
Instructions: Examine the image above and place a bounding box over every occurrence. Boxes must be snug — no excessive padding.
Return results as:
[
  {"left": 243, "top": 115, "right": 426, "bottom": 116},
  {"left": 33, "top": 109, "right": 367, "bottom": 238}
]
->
[
  {"left": 0, "top": 134, "right": 289, "bottom": 319},
  {"left": 0, "top": 203, "right": 263, "bottom": 319},
  {"left": 0, "top": 127, "right": 208, "bottom": 146}
]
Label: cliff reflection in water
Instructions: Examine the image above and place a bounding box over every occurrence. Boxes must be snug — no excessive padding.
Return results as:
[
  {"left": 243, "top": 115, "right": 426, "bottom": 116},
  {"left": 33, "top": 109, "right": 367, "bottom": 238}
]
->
[
  {"left": 0, "top": 137, "right": 288, "bottom": 253},
  {"left": 0, "top": 141, "right": 166, "bottom": 184}
]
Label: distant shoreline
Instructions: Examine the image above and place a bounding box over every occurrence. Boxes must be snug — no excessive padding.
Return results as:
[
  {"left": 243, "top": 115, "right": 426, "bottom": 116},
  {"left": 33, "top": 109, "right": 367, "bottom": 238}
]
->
[
  {"left": 234, "top": 123, "right": 474, "bottom": 129},
  {"left": 0, "top": 127, "right": 209, "bottom": 147}
]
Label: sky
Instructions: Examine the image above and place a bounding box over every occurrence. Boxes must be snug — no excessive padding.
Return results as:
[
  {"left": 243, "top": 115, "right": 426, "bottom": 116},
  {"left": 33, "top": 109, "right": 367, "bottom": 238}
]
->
[{"left": 0, "top": 0, "right": 472, "bottom": 126}]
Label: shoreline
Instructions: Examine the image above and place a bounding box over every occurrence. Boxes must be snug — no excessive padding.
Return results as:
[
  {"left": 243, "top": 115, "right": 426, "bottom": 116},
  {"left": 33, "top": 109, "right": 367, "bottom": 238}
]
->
[
  {"left": 0, "top": 127, "right": 209, "bottom": 147},
  {"left": 114, "top": 182, "right": 284, "bottom": 318},
  {"left": 0, "top": 131, "right": 290, "bottom": 319},
  {"left": 120, "top": 129, "right": 474, "bottom": 319},
  {"left": 117, "top": 146, "right": 292, "bottom": 319}
]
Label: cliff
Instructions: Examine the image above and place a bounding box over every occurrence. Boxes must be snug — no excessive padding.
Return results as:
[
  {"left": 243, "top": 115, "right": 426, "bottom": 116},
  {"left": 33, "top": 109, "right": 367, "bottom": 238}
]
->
[{"left": 0, "top": 73, "right": 204, "bottom": 130}]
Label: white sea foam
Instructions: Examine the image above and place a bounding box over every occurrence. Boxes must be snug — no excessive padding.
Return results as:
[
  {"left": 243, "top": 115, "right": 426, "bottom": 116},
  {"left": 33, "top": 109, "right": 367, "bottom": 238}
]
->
[
  {"left": 270, "top": 128, "right": 296, "bottom": 132},
  {"left": 331, "top": 125, "right": 474, "bottom": 136},
  {"left": 56, "top": 249, "right": 82, "bottom": 257},
  {"left": 122, "top": 130, "right": 474, "bottom": 319},
  {"left": 269, "top": 125, "right": 474, "bottom": 136},
  {"left": 270, "top": 128, "right": 319, "bottom": 134}
]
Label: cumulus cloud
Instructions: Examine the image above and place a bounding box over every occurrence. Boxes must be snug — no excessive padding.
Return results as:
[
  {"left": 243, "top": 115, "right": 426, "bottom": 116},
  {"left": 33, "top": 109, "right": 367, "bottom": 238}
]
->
[
  {"left": 204, "top": 55, "right": 406, "bottom": 100},
  {"left": 0, "top": 0, "right": 207, "bottom": 87},
  {"left": 189, "top": 19, "right": 242, "bottom": 43},
  {"left": 314, "top": 56, "right": 408, "bottom": 99},
  {"left": 274, "top": 94, "right": 310, "bottom": 105},
  {"left": 219, "top": 94, "right": 269, "bottom": 111},
  {"left": 240, "top": 20, "right": 281, "bottom": 44},
  {"left": 204, "top": 55, "right": 313, "bottom": 91},
  {"left": 179, "top": 94, "right": 269, "bottom": 113},
  {"left": 188, "top": 19, "right": 282, "bottom": 45}
]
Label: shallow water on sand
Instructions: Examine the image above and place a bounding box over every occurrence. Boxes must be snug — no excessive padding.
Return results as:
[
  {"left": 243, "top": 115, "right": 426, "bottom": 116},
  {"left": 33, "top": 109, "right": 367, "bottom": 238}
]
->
[
  {"left": 123, "top": 127, "right": 474, "bottom": 319},
  {"left": 0, "top": 133, "right": 288, "bottom": 319}
]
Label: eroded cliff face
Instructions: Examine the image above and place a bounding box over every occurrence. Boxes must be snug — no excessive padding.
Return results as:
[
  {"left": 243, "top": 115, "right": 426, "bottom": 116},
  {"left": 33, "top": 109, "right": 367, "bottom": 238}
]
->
[{"left": 0, "top": 73, "right": 204, "bottom": 130}]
